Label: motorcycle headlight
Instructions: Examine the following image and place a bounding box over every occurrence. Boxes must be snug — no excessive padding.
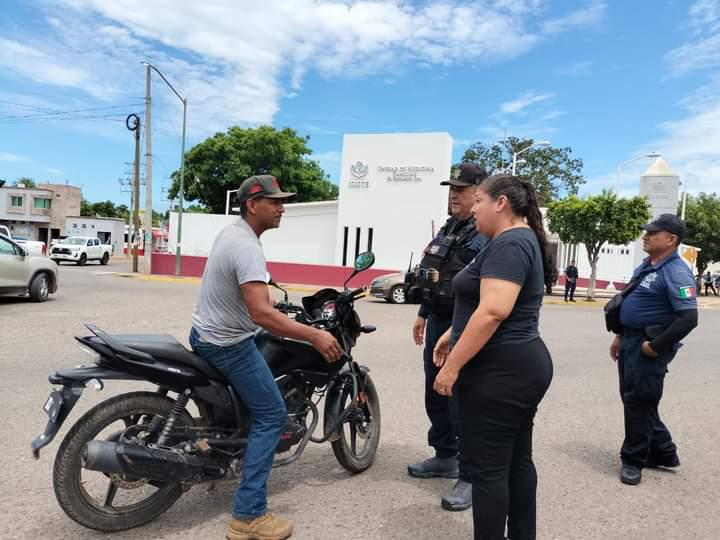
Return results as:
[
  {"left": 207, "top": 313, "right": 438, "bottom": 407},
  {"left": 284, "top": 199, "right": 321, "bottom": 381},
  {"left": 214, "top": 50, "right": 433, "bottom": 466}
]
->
[{"left": 321, "top": 301, "right": 337, "bottom": 320}]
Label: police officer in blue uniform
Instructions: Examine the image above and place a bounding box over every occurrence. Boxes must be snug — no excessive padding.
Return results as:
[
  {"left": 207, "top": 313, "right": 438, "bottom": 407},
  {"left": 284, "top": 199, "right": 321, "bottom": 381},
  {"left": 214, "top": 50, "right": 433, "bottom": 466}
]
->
[
  {"left": 610, "top": 214, "right": 699, "bottom": 485},
  {"left": 406, "top": 163, "right": 488, "bottom": 511}
]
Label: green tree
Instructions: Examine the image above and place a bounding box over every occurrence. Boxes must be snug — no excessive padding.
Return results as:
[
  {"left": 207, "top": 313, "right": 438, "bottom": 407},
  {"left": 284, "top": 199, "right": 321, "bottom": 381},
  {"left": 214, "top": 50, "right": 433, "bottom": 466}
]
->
[
  {"left": 168, "top": 125, "right": 338, "bottom": 213},
  {"left": 681, "top": 193, "right": 720, "bottom": 277},
  {"left": 14, "top": 176, "right": 36, "bottom": 188},
  {"left": 80, "top": 197, "right": 93, "bottom": 216},
  {"left": 0, "top": 178, "right": 5, "bottom": 188},
  {"left": 460, "top": 137, "right": 584, "bottom": 205},
  {"left": 90, "top": 200, "right": 118, "bottom": 217},
  {"left": 116, "top": 204, "right": 129, "bottom": 222},
  {"left": 546, "top": 191, "right": 651, "bottom": 299},
  {"left": 185, "top": 204, "right": 211, "bottom": 214}
]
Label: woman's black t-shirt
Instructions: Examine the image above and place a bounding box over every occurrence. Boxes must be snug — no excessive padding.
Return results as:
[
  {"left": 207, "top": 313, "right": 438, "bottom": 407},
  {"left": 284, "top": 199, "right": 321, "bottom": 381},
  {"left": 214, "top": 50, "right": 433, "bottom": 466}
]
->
[{"left": 450, "top": 227, "right": 544, "bottom": 350}]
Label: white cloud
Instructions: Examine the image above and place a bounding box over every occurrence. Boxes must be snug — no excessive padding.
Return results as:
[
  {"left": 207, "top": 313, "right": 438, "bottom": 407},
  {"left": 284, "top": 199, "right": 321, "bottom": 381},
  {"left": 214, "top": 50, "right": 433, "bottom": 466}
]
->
[
  {"left": 0, "top": 1, "right": 604, "bottom": 139},
  {"left": 311, "top": 151, "right": 342, "bottom": 164},
  {"left": 688, "top": 0, "right": 720, "bottom": 34},
  {"left": 665, "top": 33, "right": 720, "bottom": 75},
  {"left": 499, "top": 92, "right": 554, "bottom": 114},
  {"left": 44, "top": 167, "right": 63, "bottom": 175},
  {"left": 556, "top": 61, "right": 593, "bottom": 77},
  {"left": 0, "top": 152, "right": 29, "bottom": 163},
  {"left": 648, "top": 0, "right": 720, "bottom": 194},
  {"left": 0, "top": 39, "right": 89, "bottom": 88},
  {"left": 666, "top": 0, "right": 720, "bottom": 75},
  {"left": 541, "top": 1, "right": 607, "bottom": 34}
]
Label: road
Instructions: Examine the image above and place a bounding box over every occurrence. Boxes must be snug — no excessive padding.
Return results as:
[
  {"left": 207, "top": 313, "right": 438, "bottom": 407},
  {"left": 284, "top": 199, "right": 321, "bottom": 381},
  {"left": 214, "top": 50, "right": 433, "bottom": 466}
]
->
[{"left": 1, "top": 257, "right": 719, "bottom": 539}]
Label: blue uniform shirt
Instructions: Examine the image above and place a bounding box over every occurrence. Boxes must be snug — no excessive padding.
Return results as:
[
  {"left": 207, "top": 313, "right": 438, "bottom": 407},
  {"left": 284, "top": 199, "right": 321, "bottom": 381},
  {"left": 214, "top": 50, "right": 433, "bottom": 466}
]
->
[{"left": 619, "top": 252, "right": 697, "bottom": 329}]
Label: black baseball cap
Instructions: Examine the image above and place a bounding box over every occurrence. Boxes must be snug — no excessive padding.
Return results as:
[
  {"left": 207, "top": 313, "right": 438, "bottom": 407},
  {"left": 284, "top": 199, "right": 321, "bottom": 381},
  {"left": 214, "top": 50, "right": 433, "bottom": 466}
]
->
[
  {"left": 441, "top": 163, "right": 488, "bottom": 187},
  {"left": 641, "top": 213, "right": 686, "bottom": 240},
  {"left": 237, "top": 175, "right": 295, "bottom": 202}
]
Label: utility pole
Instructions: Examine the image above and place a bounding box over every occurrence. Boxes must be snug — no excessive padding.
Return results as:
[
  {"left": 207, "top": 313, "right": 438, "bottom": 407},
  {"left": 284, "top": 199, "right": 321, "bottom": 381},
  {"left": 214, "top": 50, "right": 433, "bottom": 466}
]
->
[
  {"left": 126, "top": 114, "right": 141, "bottom": 273},
  {"left": 144, "top": 63, "right": 153, "bottom": 274}
]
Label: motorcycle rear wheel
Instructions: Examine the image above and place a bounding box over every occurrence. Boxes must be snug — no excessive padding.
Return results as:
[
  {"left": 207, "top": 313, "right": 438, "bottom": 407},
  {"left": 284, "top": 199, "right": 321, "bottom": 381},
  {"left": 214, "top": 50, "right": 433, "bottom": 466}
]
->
[
  {"left": 331, "top": 374, "right": 381, "bottom": 473},
  {"left": 53, "top": 391, "right": 193, "bottom": 532}
]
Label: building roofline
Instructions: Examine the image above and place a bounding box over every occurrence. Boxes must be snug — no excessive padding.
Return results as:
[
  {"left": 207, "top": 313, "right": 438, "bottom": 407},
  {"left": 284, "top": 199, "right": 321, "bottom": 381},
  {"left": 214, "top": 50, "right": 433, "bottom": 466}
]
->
[{"left": 66, "top": 215, "right": 126, "bottom": 222}]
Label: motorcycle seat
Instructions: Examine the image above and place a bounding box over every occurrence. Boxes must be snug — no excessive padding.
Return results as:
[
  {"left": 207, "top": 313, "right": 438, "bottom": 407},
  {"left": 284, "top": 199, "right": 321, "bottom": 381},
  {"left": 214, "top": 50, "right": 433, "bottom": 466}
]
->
[{"left": 112, "top": 334, "right": 226, "bottom": 381}]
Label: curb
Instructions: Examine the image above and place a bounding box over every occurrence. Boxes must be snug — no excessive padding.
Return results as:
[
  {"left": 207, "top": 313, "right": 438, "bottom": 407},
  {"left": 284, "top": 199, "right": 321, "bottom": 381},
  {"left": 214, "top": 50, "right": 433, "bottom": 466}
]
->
[{"left": 114, "top": 273, "right": 325, "bottom": 293}]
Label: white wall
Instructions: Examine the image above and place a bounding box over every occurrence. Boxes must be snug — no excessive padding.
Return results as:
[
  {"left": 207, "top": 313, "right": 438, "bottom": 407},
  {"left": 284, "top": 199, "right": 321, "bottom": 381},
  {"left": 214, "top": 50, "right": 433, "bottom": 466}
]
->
[
  {"left": 167, "top": 201, "right": 338, "bottom": 264},
  {"left": 337, "top": 132, "right": 452, "bottom": 270},
  {"left": 65, "top": 217, "right": 127, "bottom": 255}
]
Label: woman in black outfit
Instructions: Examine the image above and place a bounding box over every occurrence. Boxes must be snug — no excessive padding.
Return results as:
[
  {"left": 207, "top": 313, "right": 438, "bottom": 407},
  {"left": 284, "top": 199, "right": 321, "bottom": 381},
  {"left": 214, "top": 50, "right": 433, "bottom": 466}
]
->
[{"left": 433, "top": 174, "right": 553, "bottom": 540}]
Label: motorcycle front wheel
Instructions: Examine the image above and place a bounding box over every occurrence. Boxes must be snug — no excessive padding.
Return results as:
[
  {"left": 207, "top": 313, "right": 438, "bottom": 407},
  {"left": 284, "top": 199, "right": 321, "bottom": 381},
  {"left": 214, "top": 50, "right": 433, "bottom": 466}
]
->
[
  {"left": 53, "top": 391, "right": 193, "bottom": 532},
  {"left": 331, "top": 374, "right": 381, "bottom": 473}
]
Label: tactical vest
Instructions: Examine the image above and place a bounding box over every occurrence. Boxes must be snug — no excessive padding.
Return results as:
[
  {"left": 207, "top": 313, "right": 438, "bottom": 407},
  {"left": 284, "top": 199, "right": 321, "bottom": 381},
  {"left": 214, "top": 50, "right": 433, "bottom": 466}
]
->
[{"left": 410, "top": 218, "right": 477, "bottom": 319}]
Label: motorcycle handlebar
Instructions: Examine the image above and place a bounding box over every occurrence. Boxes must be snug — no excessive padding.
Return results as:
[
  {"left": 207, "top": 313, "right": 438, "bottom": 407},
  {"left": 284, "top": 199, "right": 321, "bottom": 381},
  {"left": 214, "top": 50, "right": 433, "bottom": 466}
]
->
[
  {"left": 349, "top": 287, "right": 365, "bottom": 298},
  {"left": 275, "top": 302, "right": 304, "bottom": 314}
]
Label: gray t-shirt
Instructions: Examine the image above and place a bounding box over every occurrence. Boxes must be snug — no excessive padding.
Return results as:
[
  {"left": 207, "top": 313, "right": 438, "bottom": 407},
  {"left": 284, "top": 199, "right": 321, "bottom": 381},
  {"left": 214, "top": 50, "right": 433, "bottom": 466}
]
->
[{"left": 191, "top": 219, "right": 268, "bottom": 346}]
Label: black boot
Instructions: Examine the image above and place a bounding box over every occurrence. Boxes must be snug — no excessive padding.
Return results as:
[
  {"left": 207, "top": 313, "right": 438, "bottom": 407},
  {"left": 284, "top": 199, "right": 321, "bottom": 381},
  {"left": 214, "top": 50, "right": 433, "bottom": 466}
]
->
[
  {"left": 441, "top": 480, "right": 472, "bottom": 511},
  {"left": 621, "top": 464, "right": 642, "bottom": 485},
  {"left": 407, "top": 456, "right": 459, "bottom": 479}
]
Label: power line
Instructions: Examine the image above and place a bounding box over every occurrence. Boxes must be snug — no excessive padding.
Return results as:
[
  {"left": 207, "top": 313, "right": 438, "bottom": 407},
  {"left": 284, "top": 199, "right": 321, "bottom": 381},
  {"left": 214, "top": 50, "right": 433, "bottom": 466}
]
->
[
  {"left": 0, "top": 103, "right": 145, "bottom": 122},
  {"left": 0, "top": 99, "right": 56, "bottom": 113}
]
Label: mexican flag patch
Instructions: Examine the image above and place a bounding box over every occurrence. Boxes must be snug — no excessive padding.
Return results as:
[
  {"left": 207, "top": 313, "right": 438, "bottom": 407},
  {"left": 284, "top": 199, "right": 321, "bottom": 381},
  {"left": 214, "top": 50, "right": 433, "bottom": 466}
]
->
[{"left": 679, "top": 286, "right": 696, "bottom": 299}]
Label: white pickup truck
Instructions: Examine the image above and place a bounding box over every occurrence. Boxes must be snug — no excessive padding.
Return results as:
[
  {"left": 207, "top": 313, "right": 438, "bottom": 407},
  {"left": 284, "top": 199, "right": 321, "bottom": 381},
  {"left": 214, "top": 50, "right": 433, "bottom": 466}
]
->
[
  {"left": 0, "top": 225, "right": 47, "bottom": 256},
  {"left": 50, "top": 236, "right": 112, "bottom": 265}
]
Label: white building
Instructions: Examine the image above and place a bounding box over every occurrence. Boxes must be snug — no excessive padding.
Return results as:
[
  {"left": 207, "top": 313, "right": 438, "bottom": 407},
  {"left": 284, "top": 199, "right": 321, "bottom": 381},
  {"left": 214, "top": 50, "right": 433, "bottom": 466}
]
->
[
  {"left": 65, "top": 216, "right": 127, "bottom": 256},
  {"left": 164, "top": 134, "right": 685, "bottom": 287},
  {"left": 168, "top": 132, "right": 453, "bottom": 272}
]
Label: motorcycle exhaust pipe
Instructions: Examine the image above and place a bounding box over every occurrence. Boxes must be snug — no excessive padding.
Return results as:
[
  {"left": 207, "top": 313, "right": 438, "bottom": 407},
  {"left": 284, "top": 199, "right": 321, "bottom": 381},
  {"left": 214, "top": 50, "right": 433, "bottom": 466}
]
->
[{"left": 82, "top": 440, "right": 225, "bottom": 483}]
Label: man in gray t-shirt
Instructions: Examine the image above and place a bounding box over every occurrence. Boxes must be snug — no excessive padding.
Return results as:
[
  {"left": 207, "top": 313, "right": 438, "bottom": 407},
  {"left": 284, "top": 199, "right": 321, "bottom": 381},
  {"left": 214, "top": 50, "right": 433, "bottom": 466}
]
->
[
  {"left": 189, "top": 175, "right": 341, "bottom": 540},
  {"left": 192, "top": 217, "right": 269, "bottom": 345}
]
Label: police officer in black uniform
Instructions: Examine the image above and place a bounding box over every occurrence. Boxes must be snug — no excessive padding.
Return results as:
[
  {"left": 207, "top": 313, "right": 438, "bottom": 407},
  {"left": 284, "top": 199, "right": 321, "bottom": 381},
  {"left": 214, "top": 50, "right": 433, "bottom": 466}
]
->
[
  {"left": 609, "top": 214, "right": 699, "bottom": 485},
  {"left": 406, "top": 163, "right": 488, "bottom": 511}
]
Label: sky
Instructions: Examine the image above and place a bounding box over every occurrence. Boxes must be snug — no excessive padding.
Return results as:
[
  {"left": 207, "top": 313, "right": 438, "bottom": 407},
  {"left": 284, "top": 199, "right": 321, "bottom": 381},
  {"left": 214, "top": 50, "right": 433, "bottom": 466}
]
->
[{"left": 1, "top": 0, "right": 719, "bottom": 211}]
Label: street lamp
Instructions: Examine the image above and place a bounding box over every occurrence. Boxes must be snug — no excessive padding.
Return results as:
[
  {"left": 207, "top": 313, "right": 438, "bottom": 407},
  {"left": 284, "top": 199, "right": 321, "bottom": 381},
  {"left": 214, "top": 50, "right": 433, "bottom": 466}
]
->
[
  {"left": 512, "top": 140, "right": 551, "bottom": 175},
  {"left": 226, "top": 188, "right": 241, "bottom": 215},
  {"left": 142, "top": 61, "right": 187, "bottom": 277},
  {"left": 616, "top": 152, "right": 661, "bottom": 193}
]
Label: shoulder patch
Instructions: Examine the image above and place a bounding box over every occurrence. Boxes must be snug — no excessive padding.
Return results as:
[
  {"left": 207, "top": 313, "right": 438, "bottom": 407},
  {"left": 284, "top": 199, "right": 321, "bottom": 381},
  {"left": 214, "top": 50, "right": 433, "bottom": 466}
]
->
[{"left": 679, "top": 286, "right": 696, "bottom": 299}]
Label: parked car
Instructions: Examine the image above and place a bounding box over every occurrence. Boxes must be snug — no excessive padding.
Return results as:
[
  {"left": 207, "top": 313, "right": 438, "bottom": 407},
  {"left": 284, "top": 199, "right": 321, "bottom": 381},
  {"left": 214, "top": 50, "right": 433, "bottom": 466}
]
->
[
  {"left": 0, "top": 225, "right": 47, "bottom": 256},
  {"left": 0, "top": 235, "right": 58, "bottom": 302},
  {"left": 369, "top": 272, "right": 409, "bottom": 304},
  {"left": 50, "top": 236, "right": 112, "bottom": 265}
]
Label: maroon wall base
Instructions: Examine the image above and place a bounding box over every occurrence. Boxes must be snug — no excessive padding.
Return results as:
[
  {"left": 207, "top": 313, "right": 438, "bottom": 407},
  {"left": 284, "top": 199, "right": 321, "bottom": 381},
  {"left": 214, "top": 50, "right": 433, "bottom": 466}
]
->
[
  {"left": 557, "top": 275, "right": 614, "bottom": 289},
  {"left": 151, "top": 253, "right": 399, "bottom": 287}
]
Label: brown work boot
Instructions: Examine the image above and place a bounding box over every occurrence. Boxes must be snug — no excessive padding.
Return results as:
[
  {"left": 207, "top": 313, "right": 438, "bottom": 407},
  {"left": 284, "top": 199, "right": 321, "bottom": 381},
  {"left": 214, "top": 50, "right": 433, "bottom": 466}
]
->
[{"left": 226, "top": 513, "right": 293, "bottom": 540}]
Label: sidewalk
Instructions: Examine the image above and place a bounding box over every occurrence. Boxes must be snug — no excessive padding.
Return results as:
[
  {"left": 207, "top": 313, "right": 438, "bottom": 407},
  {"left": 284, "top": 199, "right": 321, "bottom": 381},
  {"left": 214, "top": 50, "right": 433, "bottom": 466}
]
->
[{"left": 115, "top": 273, "right": 720, "bottom": 309}]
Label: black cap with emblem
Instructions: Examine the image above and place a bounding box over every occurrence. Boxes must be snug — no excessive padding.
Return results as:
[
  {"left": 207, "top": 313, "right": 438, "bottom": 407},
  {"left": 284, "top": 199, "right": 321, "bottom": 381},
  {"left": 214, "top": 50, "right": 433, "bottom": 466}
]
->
[
  {"left": 441, "top": 163, "right": 488, "bottom": 187},
  {"left": 641, "top": 213, "right": 687, "bottom": 240}
]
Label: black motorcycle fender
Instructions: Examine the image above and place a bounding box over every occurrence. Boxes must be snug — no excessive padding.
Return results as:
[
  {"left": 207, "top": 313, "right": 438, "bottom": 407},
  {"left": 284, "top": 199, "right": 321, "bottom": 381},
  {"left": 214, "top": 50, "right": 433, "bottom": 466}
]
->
[
  {"left": 32, "top": 366, "right": 144, "bottom": 459},
  {"left": 323, "top": 364, "right": 370, "bottom": 442}
]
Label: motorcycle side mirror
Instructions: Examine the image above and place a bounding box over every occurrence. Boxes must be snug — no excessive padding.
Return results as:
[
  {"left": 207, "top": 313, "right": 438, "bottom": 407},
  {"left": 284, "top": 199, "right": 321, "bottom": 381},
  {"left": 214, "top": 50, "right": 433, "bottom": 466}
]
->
[
  {"left": 344, "top": 251, "right": 375, "bottom": 289},
  {"left": 354, "top": 251, "right": 375, "bottom": 272},
  {"left": 267, "top": 272, "right": 289, "bottom": 304}
]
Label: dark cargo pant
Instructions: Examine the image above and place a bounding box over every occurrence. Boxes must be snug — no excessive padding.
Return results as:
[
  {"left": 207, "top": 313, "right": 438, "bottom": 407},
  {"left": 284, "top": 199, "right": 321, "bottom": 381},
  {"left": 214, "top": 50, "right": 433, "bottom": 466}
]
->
[
  {"left": 618, "top": 332, "right": 678, "bottom": 466},
  {"left": 423, "top": 314, "right": 468, "bottom": 481}
]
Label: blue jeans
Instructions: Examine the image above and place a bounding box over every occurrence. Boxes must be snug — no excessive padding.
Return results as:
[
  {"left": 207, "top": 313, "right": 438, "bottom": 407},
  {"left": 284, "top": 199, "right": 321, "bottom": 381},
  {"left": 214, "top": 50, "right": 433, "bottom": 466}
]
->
[{"left": 189, "top": 328, "right": 287, "bottom": 519}]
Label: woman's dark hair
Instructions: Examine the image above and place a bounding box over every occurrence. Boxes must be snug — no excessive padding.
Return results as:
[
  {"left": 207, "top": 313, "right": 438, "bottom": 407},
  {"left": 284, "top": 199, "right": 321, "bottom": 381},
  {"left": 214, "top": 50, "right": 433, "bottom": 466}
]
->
[{"left": 480, "top": 174, "right": 553, "bottom": 285}]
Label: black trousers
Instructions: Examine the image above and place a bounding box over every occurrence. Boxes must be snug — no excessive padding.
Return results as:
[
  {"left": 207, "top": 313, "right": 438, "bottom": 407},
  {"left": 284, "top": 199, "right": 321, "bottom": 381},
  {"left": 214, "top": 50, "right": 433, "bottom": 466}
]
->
[
  {"left": 618, "top": 333, "right": 677, "bottom": 466},
  {"left": 457, "top": 338, "right": 553, "bottom": 540},
  {"left": 704, "top": 283, "right": 718, "bottom": 296},
  {"left": 423, "top": 315, "right": 468, "bottom": 480},
  {"left": 564, "top": 280, "right": 576, "bottom": 300}
]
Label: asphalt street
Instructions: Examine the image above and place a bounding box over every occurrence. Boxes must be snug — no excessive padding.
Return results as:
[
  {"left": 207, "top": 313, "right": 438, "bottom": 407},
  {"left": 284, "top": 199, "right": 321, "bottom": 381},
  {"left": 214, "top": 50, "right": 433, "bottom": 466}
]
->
[{"left": 1, "top": 258, "right": 719, "bottom": 539}]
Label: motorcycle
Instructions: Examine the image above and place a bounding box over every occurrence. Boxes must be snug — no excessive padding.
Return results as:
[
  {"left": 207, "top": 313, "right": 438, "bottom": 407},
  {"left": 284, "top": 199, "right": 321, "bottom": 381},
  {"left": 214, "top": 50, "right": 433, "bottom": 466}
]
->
[{"left": 31, "top": 251, "right": 380, "bottom": 532}]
